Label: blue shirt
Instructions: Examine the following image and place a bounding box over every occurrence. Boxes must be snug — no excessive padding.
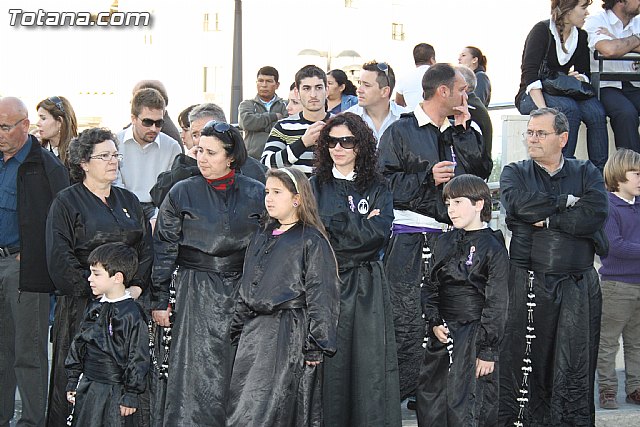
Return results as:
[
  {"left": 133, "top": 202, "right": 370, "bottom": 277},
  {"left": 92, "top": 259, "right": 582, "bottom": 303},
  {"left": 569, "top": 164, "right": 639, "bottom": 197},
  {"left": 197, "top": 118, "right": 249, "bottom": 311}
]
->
[{"left": 0, "top": 137, "right": 32, "bottom": 247}]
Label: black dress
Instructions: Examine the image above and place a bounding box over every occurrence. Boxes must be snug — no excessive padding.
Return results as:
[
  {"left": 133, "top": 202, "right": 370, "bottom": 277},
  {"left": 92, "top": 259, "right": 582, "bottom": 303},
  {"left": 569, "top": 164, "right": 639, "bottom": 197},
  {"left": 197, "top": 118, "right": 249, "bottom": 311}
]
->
[
  {"left": 226, "top": 223, "right": 340, "bottom": 427},
  {"left": 46, "top": 183, "right": 153, "bottom": 427},
  {"left": 310, "top": 175, "right": 401, "bottom": 427},
  {"left": 66, "top": 296, "right": 149, "bottom": 427},
  {"left": 498, "top": 159, "right": 608, "bottom": 426},
  {"left": 151, "top": 174, "right": 264, "bottom": 426},
  {"left": 417, "top": 228, "right": 509, "bottom": 427}
]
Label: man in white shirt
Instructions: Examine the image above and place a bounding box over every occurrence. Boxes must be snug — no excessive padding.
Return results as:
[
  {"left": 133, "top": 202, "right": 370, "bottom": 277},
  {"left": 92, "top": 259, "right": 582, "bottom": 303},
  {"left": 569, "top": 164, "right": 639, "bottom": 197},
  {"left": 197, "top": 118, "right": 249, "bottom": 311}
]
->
[
  {"left": 116, "top": 88, "right": 182, "bottom": 222},
  {"left": 584, "top": 0, "right": 640, "bottom": 152},
  {"left": 395, "top": 43, "right": 436, "bottom": 110},
  {"left": 345, "top": 60, "right": 408, "bottom": 142}
]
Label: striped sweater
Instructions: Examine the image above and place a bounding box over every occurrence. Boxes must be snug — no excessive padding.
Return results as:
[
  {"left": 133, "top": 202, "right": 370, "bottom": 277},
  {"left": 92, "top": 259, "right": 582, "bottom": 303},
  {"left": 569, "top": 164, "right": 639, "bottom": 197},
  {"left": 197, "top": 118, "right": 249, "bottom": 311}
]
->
[{"left": 261, "top": 112, "right": 331, "bottom": 176}]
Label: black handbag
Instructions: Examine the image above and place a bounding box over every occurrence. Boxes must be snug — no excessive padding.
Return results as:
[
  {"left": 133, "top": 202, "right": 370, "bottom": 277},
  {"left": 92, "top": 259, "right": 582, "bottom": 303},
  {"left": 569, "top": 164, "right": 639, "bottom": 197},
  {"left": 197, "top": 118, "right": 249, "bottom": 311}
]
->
[{"left": 539, "top": 28, "right": 596, "bottom": 100}]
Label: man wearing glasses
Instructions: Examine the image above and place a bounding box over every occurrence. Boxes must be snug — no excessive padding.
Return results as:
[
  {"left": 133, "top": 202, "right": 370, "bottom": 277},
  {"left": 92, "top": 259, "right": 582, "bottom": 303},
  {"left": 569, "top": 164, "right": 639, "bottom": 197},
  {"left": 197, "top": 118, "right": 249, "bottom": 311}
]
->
[
  {"left": 116, "top": 88, "right": 182, "bottom": 223},
  {"left": 345, "top": 60, "right": 407, "bottom": 142},
  {"left": 378, "top": 63, "right": 492, "bottom": 408},
  {"left": 498, "top": 107, "right": 608, "bottom": 426},
  {"left": 0, "top": 97, "right": 69, "bottom": 427}
]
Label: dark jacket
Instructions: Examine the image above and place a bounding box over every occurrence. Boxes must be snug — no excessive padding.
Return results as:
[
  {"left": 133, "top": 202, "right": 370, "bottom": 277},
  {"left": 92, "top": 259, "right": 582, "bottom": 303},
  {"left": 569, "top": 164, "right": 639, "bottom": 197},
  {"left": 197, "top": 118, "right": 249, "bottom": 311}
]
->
[
  {"left": 468, "top": 92, "right": 493, "bottom": 157},
  {"left": 18, "top": 135, "right": 69, "bottom": 292},
  {"left": 378, "top": 112, "right": 493, "bottom": 223}
]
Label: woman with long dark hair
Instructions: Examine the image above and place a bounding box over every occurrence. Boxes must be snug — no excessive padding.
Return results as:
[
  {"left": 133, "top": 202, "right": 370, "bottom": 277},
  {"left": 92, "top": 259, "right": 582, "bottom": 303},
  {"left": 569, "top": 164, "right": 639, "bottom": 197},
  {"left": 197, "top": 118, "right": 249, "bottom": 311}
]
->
[
  {"left": 327, "top": 69, "right": 358, "bottom": 114},
  {"left": 311, "top": 113, "right": 401, "bottom": 426},
  {"left": 458, "top": 46, "right": 492, "bottom": 107}
]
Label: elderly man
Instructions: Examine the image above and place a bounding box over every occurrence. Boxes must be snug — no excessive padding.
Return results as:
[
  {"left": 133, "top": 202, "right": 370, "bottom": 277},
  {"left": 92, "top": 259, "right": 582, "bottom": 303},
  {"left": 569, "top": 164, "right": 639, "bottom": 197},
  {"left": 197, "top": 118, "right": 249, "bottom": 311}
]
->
[
  {"left": 498, "top": 107, "right": 608, "bottom": 426},
  {"left": 378, "top": 63, "right": 492, "bottom": 404},
  {"left": 0, "top": 97, "right": 69, "bottom": 427}
]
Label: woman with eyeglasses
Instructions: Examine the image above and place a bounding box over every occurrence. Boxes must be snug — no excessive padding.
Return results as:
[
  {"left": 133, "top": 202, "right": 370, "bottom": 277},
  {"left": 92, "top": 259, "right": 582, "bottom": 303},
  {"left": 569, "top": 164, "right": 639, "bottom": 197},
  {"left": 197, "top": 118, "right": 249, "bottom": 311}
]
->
[
  {"left": 45, "top": 127, "right": 153, "bottom": 426},
  {"left": 310, "top": 113, "right": 402, "bottom": 426},
  {"left": 35, "top": 95, "right": 78, "bottom": 167},
  {"left": 150, "top": 121, "right": 264, "bottom": 426}
]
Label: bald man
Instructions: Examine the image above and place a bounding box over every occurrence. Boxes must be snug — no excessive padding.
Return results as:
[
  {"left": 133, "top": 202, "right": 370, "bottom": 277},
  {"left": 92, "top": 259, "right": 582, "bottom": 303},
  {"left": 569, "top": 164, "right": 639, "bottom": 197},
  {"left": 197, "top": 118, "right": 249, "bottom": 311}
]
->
[{"left": 0, "top": 97, "right": 69, "bottom": 426}]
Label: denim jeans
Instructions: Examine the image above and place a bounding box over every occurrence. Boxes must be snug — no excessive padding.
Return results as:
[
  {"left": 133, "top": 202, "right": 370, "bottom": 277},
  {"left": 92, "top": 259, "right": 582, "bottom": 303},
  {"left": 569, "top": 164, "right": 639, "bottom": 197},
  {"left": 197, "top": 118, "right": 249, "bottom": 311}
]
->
[
  {"left": 519, "top": 92, "right": 609, "bottom": 171},
  {"left": 0, "top": 256, "right": 49, "bottom": 427},
  {"left": 597, "top": 280, "right": 640, "bottom": 395},
  {"left": 600, "top": 83, "right": 640, "bottom": 153}
]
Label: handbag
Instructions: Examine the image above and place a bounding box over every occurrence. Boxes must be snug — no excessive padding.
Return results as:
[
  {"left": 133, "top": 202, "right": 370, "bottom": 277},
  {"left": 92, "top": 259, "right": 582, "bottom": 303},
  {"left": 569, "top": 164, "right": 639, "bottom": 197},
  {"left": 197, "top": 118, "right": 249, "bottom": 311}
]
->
[{"left": 538, "top": 28, "right": 596, "bottom": 100}]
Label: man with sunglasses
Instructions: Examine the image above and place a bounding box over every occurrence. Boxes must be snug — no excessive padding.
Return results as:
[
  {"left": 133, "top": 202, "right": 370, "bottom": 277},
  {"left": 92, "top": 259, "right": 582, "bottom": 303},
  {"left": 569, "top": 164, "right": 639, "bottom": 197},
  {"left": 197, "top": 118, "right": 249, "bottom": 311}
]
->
[
  {"left": 378, "top": 63, "right": 492, "bottom": 407},
  {"left": 0, "top": 97, "right": 69, "bottom": 427},
  {"left": 116, "top": 88, "right": 182, "bottom": 222},
  {"left": 345, "top": 60, "right": 407, "bottom": 142}
]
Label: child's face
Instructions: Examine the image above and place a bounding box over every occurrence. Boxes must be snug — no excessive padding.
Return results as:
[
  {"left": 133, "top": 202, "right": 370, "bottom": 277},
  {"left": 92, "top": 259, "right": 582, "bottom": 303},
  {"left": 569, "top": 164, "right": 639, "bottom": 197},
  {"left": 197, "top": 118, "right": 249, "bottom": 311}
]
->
[
  {"left": 446, "top": 196, "right": 483, "bottom": 231},
  {"left": 265, "top": 176, "right": 299, "bottom": 222},
  {"left": 88, "top": 263, "right": 118, "bottom": 297},
  {"left": 618, "top": 170, "right": 640, "bottom": 200}
]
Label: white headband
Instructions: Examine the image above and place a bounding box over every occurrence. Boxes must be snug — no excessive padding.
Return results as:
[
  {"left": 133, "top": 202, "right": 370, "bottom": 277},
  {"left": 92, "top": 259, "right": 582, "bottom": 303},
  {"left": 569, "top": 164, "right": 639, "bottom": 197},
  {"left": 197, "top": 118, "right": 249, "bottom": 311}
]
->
[{"left": 280, "top": 168, "right": 300, "bottom": 193}]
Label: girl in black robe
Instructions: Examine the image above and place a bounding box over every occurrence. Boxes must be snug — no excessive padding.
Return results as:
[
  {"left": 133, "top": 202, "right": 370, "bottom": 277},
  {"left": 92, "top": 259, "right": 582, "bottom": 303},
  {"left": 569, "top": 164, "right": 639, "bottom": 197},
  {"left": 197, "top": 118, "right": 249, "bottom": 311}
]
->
[
  {"left": 310, "top": 113, "right": 401, "bottom": 427},
  {"left": 417, "top": 175, "right": 509, "bottom": 427},
  {"left": 150, "top": 122, "right": 264, "bottom": 426},
  {"left": 46, "top": 129, "right": 153, "bottom": 427},
  {"left": 227, "top": 167, "right": 340, "bottom": 427}
]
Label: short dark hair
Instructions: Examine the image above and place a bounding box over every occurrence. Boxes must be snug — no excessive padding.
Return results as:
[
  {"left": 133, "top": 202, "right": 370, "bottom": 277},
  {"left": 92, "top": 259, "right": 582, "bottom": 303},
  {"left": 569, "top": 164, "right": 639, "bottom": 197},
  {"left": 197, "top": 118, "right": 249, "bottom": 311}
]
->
[
  {"left": 362, "top": 60, "right": 396, "bottom": 92},
  {"left": 422, "top": 63, "right": 457, "bottom": 100},
  {"left": 131, "top": 88, "right": 166, "bottom": 116},
  {"left": 178, "top": 104, "right": 198, "bottom": 129},
  {"left": 88, "top": 242, "right": 138, "bottom": 285},
  {"left": 200, "top": 121, "right": 248, "bottom": 169},
  {"left": 529, "top": 107, "right": 570, "bottom": 134},
  {"left": 295, "top": 65, "right": 327, "bottom": 88},
  {"left": 413, "top": 43, "right": 435, "bottom": 65},
  {"left": 133, "top": 80, "right": 169, "bottom": 105},
  {"left": 257, "top": 66, "right": 279, "bottom": 82},
  {"left": 604, "top": 148, "right": 640, "bottom": 191},
  {"left": 68, "top": 127, "right": 119, "bottom": 182},
  {"left": 602, "top": 0, "right": 621, "bottom": 10},
  {"left": 328, "top": 69, "right": 357, "bottom": 96},
  {"left": 465, "top": 46, "right": 488, "bottom": 71},
  {"left": 443, "top": 174, "right": 492, "bottom": 223}
]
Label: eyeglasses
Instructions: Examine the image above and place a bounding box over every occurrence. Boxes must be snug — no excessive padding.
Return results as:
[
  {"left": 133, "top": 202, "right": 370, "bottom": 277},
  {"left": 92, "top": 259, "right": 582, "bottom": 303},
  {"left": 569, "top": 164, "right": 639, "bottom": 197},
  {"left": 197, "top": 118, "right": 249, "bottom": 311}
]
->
[
  {"left": 202, "top": 120, "right": 232, "bottom": 138},
  {"left": 376, "top": 62, "right": 391, "bottom": 88},
  {"left": 48, "top": 96, "right": 65, "bottom": 114},
  {"left": 89, "top": 152, "right": 123, "bottom": 162},
  {"left": 523, "top": 130, "right": 557, "bottom": 140},
  {"left": 327, "top": 136, "right": 357, "bottom": 149},
  {"left": 0, "top": 117, "right": 26, "bottom": 133},
  {"left": 139, "top": 118, "right": 165, "bottom": 128}
]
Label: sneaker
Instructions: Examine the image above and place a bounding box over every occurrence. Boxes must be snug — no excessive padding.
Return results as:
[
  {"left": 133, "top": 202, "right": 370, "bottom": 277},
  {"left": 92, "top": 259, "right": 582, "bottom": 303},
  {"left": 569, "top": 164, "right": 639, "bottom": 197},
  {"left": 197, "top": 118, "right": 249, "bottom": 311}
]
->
[
  {"left": 626, "top": 389, "right": 640, "bottom": 405},
  {"left": 599, "top": 389, "right": 618, "bottom": 409}
]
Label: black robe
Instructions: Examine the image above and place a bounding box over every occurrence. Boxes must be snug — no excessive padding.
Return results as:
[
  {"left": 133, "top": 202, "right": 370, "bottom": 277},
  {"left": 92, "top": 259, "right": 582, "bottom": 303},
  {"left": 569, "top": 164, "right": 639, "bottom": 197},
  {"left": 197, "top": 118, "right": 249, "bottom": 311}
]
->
[
  {"left": 379, "top": 113, "right": 493, "bottom": 399},
  {"left": 417, "top": 228, "right": 509, "bottom": 427},
  {"left": 227, "top": 223, "right": 340, "bottom": 427},
  {"left": 150, "top": 174, "right": 264, "bottom": 427},
  {"left": 498, "top": 159, "right": 608, "bottom": 427},
  {"left": 66, "top": 297, "right": 149, "bottom": 427},
  {"left": 46, "top": 183, "right": 153, "bottom": 427},
  {"left": 310, "top": 176, "right": 402, "bottom": 427}
]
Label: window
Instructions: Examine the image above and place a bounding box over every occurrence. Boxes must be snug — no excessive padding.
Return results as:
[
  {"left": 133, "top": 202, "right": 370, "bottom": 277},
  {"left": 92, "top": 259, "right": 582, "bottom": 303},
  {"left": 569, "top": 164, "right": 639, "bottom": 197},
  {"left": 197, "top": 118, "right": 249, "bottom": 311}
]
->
[
  {"left": 203, "top": 12, "right": 220, "bottom": 32},
  {"left": 345, "top": 0, "right": 359, "bottom": 8},
  {"left": 391, "top": 23, "right": 405, "bottom": 41}
]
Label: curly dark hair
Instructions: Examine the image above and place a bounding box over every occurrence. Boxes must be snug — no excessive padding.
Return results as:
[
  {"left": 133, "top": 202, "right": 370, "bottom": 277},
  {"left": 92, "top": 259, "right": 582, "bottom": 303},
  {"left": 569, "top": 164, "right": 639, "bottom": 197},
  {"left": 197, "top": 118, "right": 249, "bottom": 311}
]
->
[
  {"left": 68, "top": 127, "right": 118, "bottom": 182},
  {"left": 313, "top": 113, "right": 383, "bottom": 193}
]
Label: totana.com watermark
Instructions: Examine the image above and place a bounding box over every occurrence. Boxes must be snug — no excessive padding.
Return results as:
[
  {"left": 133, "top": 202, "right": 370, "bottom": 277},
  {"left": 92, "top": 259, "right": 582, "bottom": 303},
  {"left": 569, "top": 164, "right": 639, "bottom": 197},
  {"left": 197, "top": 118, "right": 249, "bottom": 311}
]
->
[{"left": 8, "top": 9, "right": 152, "bottom": 27}]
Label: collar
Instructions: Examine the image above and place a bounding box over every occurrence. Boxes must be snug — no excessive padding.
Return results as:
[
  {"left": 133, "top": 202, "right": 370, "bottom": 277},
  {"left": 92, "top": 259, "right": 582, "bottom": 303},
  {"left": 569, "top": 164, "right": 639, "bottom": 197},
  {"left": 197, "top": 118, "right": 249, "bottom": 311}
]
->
[
  {"left": 605, "top": 8, "right": 626, "bottom": 30},
  {"left": 414, "top": 103, "right": 452, "bottom": 132},
  {"left": 123, "top": 126, "right": 160, "bottom": 147},
  {"left": 1, "top": 136, "right": 32, "bottom": 164},
  {"left": 100, "top": 290, "right": 132, "bottom": 303},
  {"left": 612, "top": 192, "right": 636, "bottom": 204},
  {"left": 534, "top": 156, "right": 565, "bottom": 176},
  {"left": 332, "top": 165, "right": 355, "bottom": 181}
]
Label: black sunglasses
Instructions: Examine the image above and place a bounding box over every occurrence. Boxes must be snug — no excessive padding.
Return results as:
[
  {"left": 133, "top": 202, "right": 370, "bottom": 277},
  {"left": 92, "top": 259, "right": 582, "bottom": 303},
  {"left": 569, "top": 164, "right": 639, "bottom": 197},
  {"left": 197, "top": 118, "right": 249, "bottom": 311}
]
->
[
  {"left": 140, "top": 118, "right": 165, "bottom": 128},
  {"left": 376, "top": 63, "right": 391, "bottom": 88},
  {"left": 48, "top": 96, "right": 65, "bottom": 114},
  {"left": 327, "top": 136, "right": 357, "bottom": 149},
  {"left": 202, "top": 120, "right": 232, "bottom": 137}
]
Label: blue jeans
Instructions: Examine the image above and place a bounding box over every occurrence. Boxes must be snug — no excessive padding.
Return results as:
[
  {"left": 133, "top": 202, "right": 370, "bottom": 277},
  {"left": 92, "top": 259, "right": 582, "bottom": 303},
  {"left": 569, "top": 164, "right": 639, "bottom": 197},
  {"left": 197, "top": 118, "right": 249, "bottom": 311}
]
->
[
  {"left": 600, "top": 83, "right": 640, "bottom": 153},
  {"left": 519, "top": 92, "right": 609, "bottom": 171}
]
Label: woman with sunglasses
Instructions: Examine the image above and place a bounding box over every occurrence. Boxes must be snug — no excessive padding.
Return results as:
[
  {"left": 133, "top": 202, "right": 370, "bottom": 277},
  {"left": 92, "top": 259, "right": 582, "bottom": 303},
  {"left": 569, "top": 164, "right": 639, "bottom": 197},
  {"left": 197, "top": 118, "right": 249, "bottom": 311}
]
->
[
  {"left": 35, "top": 95, "right": 78, "bottom": 168},
  {"left": 310, "top": 113, "right": 402, "bottom": 426},
  {"left": 45, "top": 128, "right": 153, "bottom": 426},
  {"left": 151, "top": 121, "right": 264, "bottom": 426}
]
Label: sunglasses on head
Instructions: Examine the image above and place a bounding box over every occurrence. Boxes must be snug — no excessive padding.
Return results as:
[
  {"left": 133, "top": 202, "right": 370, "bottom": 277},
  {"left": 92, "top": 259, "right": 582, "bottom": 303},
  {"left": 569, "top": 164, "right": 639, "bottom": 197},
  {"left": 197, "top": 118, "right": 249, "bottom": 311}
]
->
[
  {"left": 203, "top": 120, "right": 231, "bottom": 134},
  {"left": 140, "top": 118, "right": 165, "bottom": 128},
  {"left": 376, "top": 62, "right": 391, "bottom": 87},
  {"left": 48, "top": 96, "right": 65, "bottom": 114},
  {"left": 327, "top": 136, "right": 357, "bottom": 149}
]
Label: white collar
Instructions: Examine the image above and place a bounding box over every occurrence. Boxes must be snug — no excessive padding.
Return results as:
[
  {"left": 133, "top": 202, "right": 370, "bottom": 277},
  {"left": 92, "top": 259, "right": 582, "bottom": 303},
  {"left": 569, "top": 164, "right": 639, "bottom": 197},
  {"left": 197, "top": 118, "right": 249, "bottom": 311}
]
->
[
  {"left": 100, "top": 290, "right": 132, "bottom": 303},
  {"left": 332, "top": 165, "right": 356, "bottom": 181},
  {"left": 414, "top": 103, "right": 452, "bottom": 132},
  {"left": 549, "top": 18, "right": 578, "bottom": 66}
]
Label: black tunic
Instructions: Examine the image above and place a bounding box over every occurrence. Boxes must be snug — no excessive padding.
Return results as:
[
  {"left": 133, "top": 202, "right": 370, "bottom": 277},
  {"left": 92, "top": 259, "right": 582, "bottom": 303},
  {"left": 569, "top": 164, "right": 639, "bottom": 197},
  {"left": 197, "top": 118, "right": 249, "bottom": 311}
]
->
[
  {"left": 311, "top": 176, "right": 402, "bottom": 427},
  {"left": 378, "top": 114, "right": 493, "bottom": 399},
  {"left": 498, "top": 159, "right": 608, "bottom": 427},
  {"left": 151, "top": 174, "right": 264, "bottom": 426},
  {"left": 227, "top": 223, "right": 340, "bottom": 427},
  {"left": 417, "top": 228, "right": 509, "bottom": 427},
  {"left": 46, "top": 183, "right": 153, "bottom": 427},
  {"left": 66, "top": 297, "right": 149, "bottom": 427}
]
